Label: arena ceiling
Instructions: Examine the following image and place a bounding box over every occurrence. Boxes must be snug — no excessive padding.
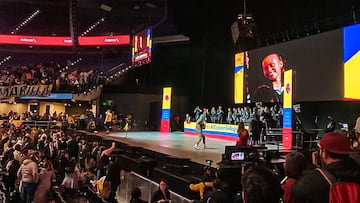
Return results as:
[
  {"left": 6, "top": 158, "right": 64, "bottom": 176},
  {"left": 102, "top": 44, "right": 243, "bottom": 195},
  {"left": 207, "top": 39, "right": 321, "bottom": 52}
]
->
[
  {"left": 0, "top": 0, "right": 359, "bottom": 65},
  {"left": 0, "top": 0, "right": 359, "bottom": 47}
]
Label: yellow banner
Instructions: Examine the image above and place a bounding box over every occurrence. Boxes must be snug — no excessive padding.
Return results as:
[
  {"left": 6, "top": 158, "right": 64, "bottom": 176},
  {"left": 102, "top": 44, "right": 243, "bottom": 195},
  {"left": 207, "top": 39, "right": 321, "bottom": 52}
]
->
[
  {"left": 162, "top": 87, "right": 172, "bottom": 109},
  {"left": 283, "top": 69, "right": 293, "bottom": 108},
  {"left": 234, "top": 52, "right": 244, "bottom": 104}
]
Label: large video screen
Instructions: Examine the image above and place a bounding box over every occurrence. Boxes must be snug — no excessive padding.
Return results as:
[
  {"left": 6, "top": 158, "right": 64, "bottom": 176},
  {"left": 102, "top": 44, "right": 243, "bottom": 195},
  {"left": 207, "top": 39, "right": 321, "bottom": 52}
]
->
[
  {"left": 243, "top": 27, "right": 344, "bottom": 102},
  {"left": 131, "top": 27, "right": 152, "bottom": 66},
  {"left": 344, "top": 23, "right": 360, "bottom": 101}
]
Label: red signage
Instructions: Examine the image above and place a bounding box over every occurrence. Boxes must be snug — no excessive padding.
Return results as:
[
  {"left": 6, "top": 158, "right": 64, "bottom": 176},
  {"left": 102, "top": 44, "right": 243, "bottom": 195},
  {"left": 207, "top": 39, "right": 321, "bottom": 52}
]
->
[
  {"left": 0, "top": 35, "right": 73, "bottom": 46},
  {"left": 0, "top": 34, "right": 130, "bottom": 46},
  {"left": 78, "top": 35, "right": 130, "bottom": 45}
]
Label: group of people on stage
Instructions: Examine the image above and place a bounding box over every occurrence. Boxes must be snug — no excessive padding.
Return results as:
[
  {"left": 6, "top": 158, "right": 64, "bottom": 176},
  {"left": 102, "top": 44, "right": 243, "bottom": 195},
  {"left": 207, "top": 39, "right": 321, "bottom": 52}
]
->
[
  {"left": 191, "top": 104, "right": 282, "bottom": 149},
  {"left": 191, "top": 104, "right": 282, "bottom": 127}
]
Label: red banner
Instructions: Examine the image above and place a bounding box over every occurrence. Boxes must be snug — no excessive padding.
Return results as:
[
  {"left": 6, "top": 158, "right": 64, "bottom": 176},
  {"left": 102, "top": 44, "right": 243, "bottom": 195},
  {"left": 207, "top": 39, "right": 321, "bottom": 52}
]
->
[
  {"left": 0, "top": 35, "right": 72, "bottom": 46},
  {"left": 0, "top": 34, "right": 130, "bottom": 46},
  {"left": 78, "top": 35, "right": 130, "bottom": 45}
]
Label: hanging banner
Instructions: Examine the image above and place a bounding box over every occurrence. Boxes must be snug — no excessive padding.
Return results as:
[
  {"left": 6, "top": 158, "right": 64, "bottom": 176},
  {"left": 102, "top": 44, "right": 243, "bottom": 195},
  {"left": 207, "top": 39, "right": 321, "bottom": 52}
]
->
[
  {"left": 0, "top": 84, "right": 53, "bottom": 98},
  {"left": 234, "top": 52, "right": 245, "bottom": 104}
]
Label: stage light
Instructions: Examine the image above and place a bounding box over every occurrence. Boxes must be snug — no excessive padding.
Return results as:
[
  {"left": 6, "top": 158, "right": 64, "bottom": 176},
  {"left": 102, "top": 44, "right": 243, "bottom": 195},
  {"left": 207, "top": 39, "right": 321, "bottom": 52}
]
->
[
  {"left": 11, "top": 10, "right": 40, "bottom": 34},
  {"left": 0, "top": 56, "right": 12, "bottom": 66},
  {"left": 80, "top": 17, "right": 106, "bottom": 36}
]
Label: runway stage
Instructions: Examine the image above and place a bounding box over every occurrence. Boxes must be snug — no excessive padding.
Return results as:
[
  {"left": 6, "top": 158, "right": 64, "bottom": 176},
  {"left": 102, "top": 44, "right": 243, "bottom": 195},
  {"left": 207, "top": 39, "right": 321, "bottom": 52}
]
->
[
  {"left": 95, "top": 131, "right": 231, "bottom": 165},
  {"left": 93, "top": 131, "right": 283, "bottom": 166}
]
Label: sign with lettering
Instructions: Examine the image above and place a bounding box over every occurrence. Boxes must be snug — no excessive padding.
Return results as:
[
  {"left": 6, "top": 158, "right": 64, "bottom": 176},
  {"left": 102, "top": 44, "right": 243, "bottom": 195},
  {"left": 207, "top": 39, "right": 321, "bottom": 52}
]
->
[{"left": 0, "top": 84, "right": 53, "bottom": 98}]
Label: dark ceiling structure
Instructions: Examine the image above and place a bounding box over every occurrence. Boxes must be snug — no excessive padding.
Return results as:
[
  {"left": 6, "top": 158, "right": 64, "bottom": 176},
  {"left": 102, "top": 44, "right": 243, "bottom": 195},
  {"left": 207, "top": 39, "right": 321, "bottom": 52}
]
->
[
  {"left": 0, "top": 0, "right": 168, "bottom": 36},
  {"left": 0, "top": 0, "right": 359, "bottom": 50}
]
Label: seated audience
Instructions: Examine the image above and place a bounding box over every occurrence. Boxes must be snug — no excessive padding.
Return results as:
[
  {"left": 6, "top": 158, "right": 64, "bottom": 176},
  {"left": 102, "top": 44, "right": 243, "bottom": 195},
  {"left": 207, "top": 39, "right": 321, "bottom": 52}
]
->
[{"left": 151, "top": 178, "right": 171, "bottom": 203}]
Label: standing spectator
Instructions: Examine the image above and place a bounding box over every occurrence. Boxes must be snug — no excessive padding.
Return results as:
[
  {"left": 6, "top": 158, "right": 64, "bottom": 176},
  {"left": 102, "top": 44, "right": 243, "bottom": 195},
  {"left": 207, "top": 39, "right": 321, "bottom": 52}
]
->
[
  {"left": 67, "top": 135, "right": 79, "bottom": 161},
  {"left": 292, "top": 132, "right": 360, "bottom": 203},
  {"left": 250, "top": 115, "right": 261, "bottom": 145},
  {"left": 13, "top": 144, "right": 22, "bottom": 162},
  {"left": 241, "top": 166, "right": 282, "bottom": 203},
  {"left": 96, "top": 142, "right": 116, "bottom": 179},
  {"left": 351, "top": 116, "right": 360, "bottom": 164},
  {"left": 281, "top": 152, "right": 308, "bottom": 203},
  {"left": 151, "top": 178, "right": 171, "bottom": 203},
  {"left": 44, "top": 139, "right": 58, "bottom": 163},
  {"left": 2, "top": 152, "right": 20, "bottom": 192},
  {"left": 17, "top": 153, "right": 39, "bottom": 203},
  {"left": 33, "top": 160, "right": 56, "bottom": 203},
  {"left": 105, "top": 160, "right": 123, "bottom": 203}
]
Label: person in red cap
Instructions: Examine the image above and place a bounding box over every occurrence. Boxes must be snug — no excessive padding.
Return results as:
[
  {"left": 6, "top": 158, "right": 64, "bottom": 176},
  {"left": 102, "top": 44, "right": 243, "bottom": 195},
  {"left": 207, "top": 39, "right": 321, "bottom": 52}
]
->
[
  {"left": 252, "top": 53, "right": 285, "bottom": 102},
  {"left": 292, "top": 132, "right": 360, "bottom": 203}
]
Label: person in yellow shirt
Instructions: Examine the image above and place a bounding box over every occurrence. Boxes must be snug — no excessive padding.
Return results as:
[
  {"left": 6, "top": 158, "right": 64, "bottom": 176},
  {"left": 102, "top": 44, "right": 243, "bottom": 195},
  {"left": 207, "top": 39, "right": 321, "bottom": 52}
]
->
[{"left": 104, "top": 110, "right": 113, "bottom": 134}]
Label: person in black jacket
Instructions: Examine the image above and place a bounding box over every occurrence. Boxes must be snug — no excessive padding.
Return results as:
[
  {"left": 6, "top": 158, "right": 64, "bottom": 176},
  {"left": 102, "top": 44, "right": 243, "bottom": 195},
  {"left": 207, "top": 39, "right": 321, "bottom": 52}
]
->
[
  {"left": 105, "top": 160, "right": 122, "bottom": 203},
  {"left": 250, "top": 115, "right": 262, "bottom": 145},
  {"left": 2, "top": 152, "right": 20, "bottom": 192},
  {"left": 292, "top": 132, "right": 360, "bottom": 203},
  {"left": 151, "top": 178, "right": 171, "bottom": 203}
]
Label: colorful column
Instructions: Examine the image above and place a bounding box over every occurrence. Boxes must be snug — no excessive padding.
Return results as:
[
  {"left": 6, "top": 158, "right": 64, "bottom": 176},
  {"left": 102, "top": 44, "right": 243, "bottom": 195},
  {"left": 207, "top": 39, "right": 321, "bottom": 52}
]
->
[
  {"left": 282, "top": 69, "right": 293, "bottom": 150},
  {"left": 160, "top": 87, "right": 172, "bottom": 132},
  {"left": 234, "top": 52, "right": 245, "bottom": 104}
]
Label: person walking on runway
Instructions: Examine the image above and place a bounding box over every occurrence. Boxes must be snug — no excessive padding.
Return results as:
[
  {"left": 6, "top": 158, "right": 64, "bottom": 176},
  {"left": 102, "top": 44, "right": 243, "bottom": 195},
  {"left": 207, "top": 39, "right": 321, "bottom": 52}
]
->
[{"left": 194, "top": 114, "right": 206, "bottom": 150}]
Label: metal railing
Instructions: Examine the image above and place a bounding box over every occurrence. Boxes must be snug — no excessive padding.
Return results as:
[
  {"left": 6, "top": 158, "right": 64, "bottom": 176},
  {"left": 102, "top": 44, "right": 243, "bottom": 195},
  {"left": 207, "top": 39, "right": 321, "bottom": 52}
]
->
[
  {"left": 117, "top": 171, "right": 192, "bottom": 203},
  {"left": 0, "top": 120, "right": 64, "bottom": 130}
]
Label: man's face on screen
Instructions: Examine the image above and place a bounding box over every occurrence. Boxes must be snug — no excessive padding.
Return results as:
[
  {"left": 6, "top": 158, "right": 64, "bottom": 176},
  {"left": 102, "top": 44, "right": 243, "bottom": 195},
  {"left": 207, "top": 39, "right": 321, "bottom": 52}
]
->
[{"left": 262, "top": 54, "right": 283, "bottom": 81}]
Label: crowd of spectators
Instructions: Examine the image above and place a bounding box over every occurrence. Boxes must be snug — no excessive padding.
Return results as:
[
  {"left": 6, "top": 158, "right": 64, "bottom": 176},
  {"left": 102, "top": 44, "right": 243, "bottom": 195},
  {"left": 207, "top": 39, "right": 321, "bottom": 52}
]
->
[
  {"left": 0, "top": 60, "right": 105, "bottom": 94},
  {"left": 0, "top": 120, "right": 123, "bottom": 203},
  {"left": 0, "top": 110, "right": 358, "bottom": 203}
]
